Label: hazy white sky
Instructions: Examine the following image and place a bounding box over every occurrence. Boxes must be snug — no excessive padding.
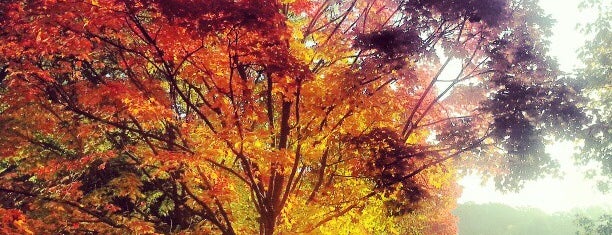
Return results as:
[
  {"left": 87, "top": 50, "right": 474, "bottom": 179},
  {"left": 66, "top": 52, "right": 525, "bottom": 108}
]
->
[
  {"left": 460, "top": 142, "right": 611, "bottom": 213},
  {"left": 458, "top": 0, "right": 612, "bottom": 213}
]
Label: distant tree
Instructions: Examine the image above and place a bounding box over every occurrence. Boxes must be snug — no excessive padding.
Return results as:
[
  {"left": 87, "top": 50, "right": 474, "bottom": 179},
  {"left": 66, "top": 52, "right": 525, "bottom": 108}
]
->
[
  {"left": 575, "top": 213, "right": 612, "bottom": 235},
  {"left": 454, "top": 203, "right": 578, "bottom": 235},
  {"left": 574, "top": 0, "right": 612, "bottom": 192},
  {"left": 571, "top": 2, "right": 612, "bottom": 233}
]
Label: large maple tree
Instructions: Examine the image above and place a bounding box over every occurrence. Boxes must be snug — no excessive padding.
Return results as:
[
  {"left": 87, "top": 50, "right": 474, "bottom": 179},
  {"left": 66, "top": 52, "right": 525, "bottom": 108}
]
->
[{"left": 0, "top": 0, "right": 587, "bottom": 234}]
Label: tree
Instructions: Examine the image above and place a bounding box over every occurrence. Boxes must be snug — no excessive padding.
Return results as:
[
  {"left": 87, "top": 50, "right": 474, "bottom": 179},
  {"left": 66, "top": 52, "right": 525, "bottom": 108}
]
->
[
  {"left": 574, "top": 0, "right": 611, "bottom": 193},
  {"left": 569, "top": 2, "right": 612, "bottom": 233},
  {"left": 454, "top": 203, "right": 580, "bottom": 235},
  {"left": 576, "top": 214, "right": 612, "bottom": 235},
  {"left": 0, "top": 0, "right": 586, "bottom": 234}
]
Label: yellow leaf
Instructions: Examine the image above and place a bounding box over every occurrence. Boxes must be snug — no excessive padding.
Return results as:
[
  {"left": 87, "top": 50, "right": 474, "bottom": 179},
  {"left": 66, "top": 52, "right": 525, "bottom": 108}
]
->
[
  {"left": 254, "top": 140, "right": 264, "bottom": 148},
  {"left": 14, "top": 220, "right": 34, "bottom": 235}
]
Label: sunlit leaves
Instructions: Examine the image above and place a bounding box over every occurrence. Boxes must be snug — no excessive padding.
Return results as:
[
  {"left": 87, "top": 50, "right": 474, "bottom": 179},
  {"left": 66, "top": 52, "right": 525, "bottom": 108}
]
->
[{"left": 572, "top": 0, "right": 611, "bottom": 192}]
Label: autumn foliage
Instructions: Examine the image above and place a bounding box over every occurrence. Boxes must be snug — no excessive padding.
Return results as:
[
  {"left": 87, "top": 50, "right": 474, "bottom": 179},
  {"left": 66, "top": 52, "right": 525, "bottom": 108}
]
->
[{"left": 0, "top": 0, "right": 585, "bottom": 234}]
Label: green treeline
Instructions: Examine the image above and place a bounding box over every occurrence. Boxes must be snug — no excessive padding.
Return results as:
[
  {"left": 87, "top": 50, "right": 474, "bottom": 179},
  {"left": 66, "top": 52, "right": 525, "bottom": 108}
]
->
[{"left": 454, "top": 202, "right": 610, "bottom": 235}]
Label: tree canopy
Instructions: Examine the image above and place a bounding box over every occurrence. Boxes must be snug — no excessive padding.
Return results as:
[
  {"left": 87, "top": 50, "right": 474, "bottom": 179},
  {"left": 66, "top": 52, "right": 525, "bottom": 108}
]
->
[
  {"left": 574, "top": 0, "right": 611, "bottom": 192},
  {"left": 0, "top": 0, "right": 590, "bottom": 234}
]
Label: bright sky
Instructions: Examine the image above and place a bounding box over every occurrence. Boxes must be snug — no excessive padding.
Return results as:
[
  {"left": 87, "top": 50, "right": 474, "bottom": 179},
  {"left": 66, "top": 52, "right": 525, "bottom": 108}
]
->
[
  {"left": 459, "top": 142, "right": 611, "bottom": 213},
  {"left": 457, "top": 0, "right": 612, "bottom": 214}
]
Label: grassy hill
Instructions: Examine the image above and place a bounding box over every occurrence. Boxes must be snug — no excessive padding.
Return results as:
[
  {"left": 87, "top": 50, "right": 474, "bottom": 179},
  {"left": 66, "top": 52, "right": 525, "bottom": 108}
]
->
[{"left": 453, "top": 203, "right": 610, "bottom": 235}]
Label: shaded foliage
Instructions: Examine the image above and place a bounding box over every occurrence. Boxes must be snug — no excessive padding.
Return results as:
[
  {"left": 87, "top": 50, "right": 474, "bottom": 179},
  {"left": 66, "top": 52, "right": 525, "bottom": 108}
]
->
[
  {"left": 355, "top": 28, "right": 422, "bottom": 60},
  {"left": 347, "top": 128, "right": 428, "bottom": 215}
]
